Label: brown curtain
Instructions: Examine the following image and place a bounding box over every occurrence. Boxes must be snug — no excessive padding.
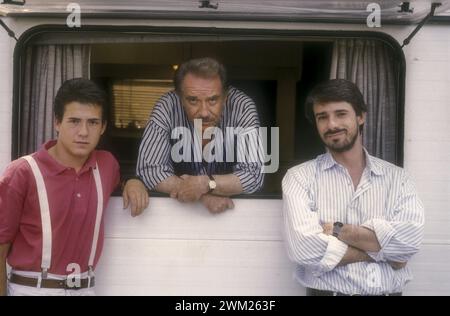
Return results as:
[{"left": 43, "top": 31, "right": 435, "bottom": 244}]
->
[
  {"left": 19, "top": 45, "right": 90, "bottom": 156},
  {"left": 330, "top": 39, "right": 398, "bottom": 164}
]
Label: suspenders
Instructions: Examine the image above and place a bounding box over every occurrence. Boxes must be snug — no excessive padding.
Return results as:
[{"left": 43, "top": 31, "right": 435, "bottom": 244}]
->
[
  {"left": 89, "top": 161, "right": 104, "bottom": 285},
  {"left": 22, "top": 156, "right": 52, "bottom": 279},
  {"left": 22, "top": 155, "right": 104, "bottom": 283}
]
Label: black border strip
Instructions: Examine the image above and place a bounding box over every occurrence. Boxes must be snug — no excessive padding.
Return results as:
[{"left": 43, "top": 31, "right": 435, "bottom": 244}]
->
[{"left": 12, "top": 25, "right": 406, "bottom": 199}]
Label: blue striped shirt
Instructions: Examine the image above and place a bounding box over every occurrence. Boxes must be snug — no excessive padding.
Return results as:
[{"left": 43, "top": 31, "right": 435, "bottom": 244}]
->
[
  {"left": 137, "top": 87, "right": 264, "bottom": 194},
  {"left": 282, "top": 150, "right": 425, "bottom": 295}
]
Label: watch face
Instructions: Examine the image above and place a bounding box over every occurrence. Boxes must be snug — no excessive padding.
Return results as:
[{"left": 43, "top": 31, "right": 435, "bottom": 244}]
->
[
  {"left": 209, "top": 180, "right": 217, "bottom": 190},
  {"left": 333, "top": 222, "right": 343, "bottom": 237}
]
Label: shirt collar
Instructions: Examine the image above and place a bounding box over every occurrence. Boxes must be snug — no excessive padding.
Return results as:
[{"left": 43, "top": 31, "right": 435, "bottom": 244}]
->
[
  {"left": 320, "top": 151, "right": 337, "bottom": 171},
  {"left": 364, "top": 149, "right": 384, "bottom": 176},
  {"left": 320, "top": 148, "right": 384, "bottom": 176},
  {"left": 34, "top": 140, "right": 97, "bottom": 176}
]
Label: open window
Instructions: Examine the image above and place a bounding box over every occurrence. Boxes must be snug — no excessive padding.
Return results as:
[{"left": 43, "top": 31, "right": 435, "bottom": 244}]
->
[{"left": 13, "top": 27, "right": 405, "bottom": 197}]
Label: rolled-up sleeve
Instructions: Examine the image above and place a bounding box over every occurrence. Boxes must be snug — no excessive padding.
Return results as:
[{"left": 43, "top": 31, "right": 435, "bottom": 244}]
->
[
  {"left": 362, "top": 173, "right": 425, "bottom": 262},
  {"left": 282, "top": 168, "right": 348, "bottom": 277},
  {"left": 136, "top": 99, "right": 175, "bottom": 190},
  {"left": 233, "top": 127, "right": 264, "bottom": 194},
  {"left": 232, "top": 95, "right": 264, "bottom": 194}
]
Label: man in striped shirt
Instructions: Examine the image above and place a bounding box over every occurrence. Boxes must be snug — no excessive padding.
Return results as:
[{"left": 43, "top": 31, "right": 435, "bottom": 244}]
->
[
  {"left": 137, "top": 58, "right": 264, "bottom": 213},
  {"left": 282, "top": 79, "right": 424, "bottom": 296}
]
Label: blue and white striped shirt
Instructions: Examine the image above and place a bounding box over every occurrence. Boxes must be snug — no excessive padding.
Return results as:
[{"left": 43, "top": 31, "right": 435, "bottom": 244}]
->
[
  {"left": 137, "top": 87, "right": 264, "bottom": 194},
  {"left": 282, "top": 150, "right": 425, "bottom": 295}
]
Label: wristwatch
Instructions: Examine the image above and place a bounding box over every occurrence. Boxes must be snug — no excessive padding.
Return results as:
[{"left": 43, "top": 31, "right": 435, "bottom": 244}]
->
[
  {"left": 332, "top": 222, "right": 344, "bottom": 238},
  {"left": 207, "top": 174, "right": 217, "bottom": 193}
]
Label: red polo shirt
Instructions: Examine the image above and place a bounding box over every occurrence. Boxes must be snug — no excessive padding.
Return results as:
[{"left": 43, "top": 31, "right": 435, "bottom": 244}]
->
[{"left": 0, "top": 140, "right": 120, "bottom": 275}]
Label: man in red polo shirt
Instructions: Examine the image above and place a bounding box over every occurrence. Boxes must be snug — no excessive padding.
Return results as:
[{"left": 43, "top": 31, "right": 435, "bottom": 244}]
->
[{"left": 0, "top": 78, "right": 149, "bottom": 296}]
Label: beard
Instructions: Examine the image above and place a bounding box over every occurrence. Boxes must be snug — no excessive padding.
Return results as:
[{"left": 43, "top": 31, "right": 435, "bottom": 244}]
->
[{"left": 322, "top": 128, "right": 359, "bottom": 153}]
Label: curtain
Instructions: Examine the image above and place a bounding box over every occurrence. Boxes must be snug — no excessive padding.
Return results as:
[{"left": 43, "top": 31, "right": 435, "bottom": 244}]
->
[
  {"left": 19, "top": 45, "right": 90, "bottom": 156},
  {"left": 330, "top": 39, "right": 398, "bottom": 164}
]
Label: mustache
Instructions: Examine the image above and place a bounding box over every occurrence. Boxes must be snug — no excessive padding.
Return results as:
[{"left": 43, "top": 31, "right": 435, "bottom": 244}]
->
[
  {"left": 196, "top": 118, "right": 215, "bottom": 124},
  {"left": 324, "top": 129, "right": 346, "bottom": 137}
]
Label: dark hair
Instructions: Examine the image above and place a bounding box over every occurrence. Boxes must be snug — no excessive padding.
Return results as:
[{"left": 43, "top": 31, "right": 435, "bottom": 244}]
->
[
  {"left": 174, "top": 57, "right": 228, "bottom": 94},
  {"left": 305, "top": 79, "right": 367, "bottom": 132},
  {"left": 54, "top": 78, "right": 107, "bottom": 123}
]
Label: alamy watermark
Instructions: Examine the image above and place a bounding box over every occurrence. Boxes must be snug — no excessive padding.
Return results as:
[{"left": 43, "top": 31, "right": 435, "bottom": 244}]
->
[
  {"left": 366, "top": 3, "right": 381, "bottom": 28},
  {"left": 66, "top": 262, "right": 82, "bottom": 288},
  {"left": 170, "top": 119, "right": 279, "bottom": 174},
  {"left": 66, "top": 3, "right": 81, "bottom": 28}
]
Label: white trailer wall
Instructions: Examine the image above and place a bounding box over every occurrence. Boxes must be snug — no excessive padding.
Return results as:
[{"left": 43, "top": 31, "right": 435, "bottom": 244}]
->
[
  {"left": 0, "top": 19, "right": 449, "bottom": 295},
  {"left": 0, "top": 17, "right": 13, "bottom": 173},
  {"left": 402, "top": 25, "right": 450, "bottom": 295}
]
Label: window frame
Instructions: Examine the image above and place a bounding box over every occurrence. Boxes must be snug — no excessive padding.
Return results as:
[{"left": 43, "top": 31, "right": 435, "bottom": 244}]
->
[
  {"left": 12, "top": 25, "right": 406, "bottom": 199},
  {"left": 109, "top": 78, "right": 173, "bottom": 132}
]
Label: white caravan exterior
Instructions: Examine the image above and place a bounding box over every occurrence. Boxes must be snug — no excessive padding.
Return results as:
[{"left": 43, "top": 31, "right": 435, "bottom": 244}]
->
[{"left": 0, "top": 1, "right": 449, "bottom": 295}]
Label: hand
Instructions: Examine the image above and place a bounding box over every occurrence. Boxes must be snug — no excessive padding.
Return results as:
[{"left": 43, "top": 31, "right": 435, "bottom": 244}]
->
[
  {"left": 122, "top": 179, "right": 149, "bottom": 217},
  {"left": 321, "top": 222, "right": 333, "bottom": 235},
  {"left": 388, "top": 261, "right": 407, "bottom": 270},
  {"left": 200, "top": 194, "right": 234, "bottom": 214},
  {"left": 172, "top": 175, "right": 209, "bottom": 203}
]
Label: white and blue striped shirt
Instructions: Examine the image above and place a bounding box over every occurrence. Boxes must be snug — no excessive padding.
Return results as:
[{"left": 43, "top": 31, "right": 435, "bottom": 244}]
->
[
  {"left": 137, "top": 87, "right": 264, "bottom": 194},
  {"left": 282, "top": 150, "right": 425, "bottom": 295}
]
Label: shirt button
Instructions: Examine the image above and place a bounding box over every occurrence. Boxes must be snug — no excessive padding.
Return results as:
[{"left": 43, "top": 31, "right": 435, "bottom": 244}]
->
[{"left": 76, "top": 193, "right": 81, "bottom": 198}]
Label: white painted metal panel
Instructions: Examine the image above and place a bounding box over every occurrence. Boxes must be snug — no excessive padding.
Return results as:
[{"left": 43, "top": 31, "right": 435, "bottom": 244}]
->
[
  {"left": 96, "top": 197, "right": 302, "bottom": 295},
  {"left": 95, "top": 197, "right": 450, "bottom": 295},
  {"left": 403, "top": 25, "right": 450, "bottom": 249},
  {"left": 104, "top": 198, "right": 283, "bottom": 241},
  {"left": 0, "top": 17, "right": 448, "bottom": 296},
  {"left": 95, "top": 238, "right": 304, "bottom": 296},
  {"left": 403, "top": 245, "right": 450, "bottom": 295}
]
